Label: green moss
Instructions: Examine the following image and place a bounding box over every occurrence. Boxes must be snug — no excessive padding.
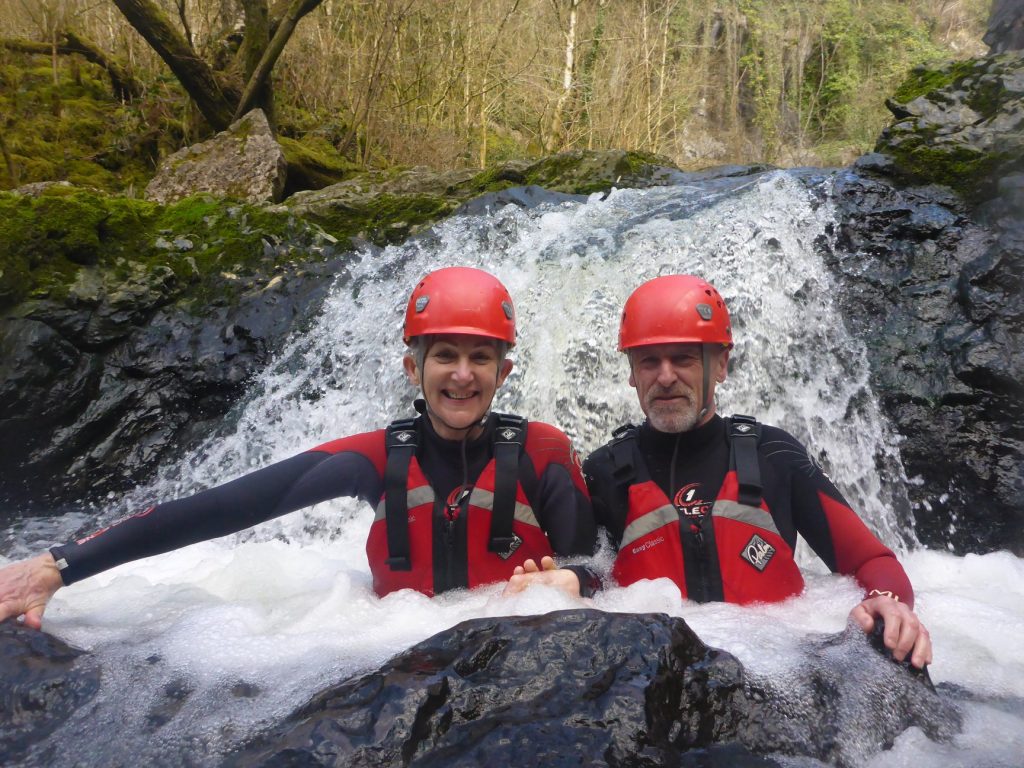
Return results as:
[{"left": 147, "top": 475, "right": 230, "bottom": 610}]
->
[
  {"left": 279, "top": 135, "right": 359, "bottom": 193},
  {"left": 524, "top": 153, "right": 587, "bottom": 190},
  {"left": 303, "top": 192, "right": 454, "bottom": 246},
  {"left": 459, "top": 165, "right": 524, "bottom": 197},
  {"left": 0, "top": 192, "right": 96, "bottom": 306},
  {"left": 521, "top": 150, "right": 674, "bottom": 194},
  {"left": 0, "top": 52, "right": 175, "bottom": 195},
  {"left": 966, "top": 78, "right": 1007, "bottom": 120},
  {"left": 891, "top": 59, "right": 978, "bottom": 104},
  {"left": 888, "top": 141, "right": 1007, "bottom": 200},
  {"left": 0, "top": 188, "right": 337, "bottom": 312},
  {"left": 65, "top": 159, "right": 120, "bottom": 190}
]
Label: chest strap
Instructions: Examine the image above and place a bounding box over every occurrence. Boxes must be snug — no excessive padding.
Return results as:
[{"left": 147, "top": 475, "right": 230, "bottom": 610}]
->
[
  {"left": 489, "top": 413, "right": 527, "bottom": 555},
  {"left": 727, "top": 414, "right": 763, "bottom": 508},
  {"left": 383, "top": 417, "right": 419, "bottom": 571},
  {"left": 383, "top": 413, "right": 529, "bottom": 570}
]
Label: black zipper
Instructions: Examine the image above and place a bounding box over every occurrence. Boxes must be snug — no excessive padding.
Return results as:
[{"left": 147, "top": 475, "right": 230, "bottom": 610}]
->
[{"left": 443, "top": 488, "right": 470, "bottom": 591}]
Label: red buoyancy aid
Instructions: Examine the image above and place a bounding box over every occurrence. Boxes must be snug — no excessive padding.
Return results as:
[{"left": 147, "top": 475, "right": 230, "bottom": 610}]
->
[
  {"left": 611, "top": 419, "right": 805, "bottom": 605},
  {"left": 365, "top": 421, "right": 555, "bottom": 597},
  {"left": 613, "top": 471, "right": 804, "bottom": 603}
]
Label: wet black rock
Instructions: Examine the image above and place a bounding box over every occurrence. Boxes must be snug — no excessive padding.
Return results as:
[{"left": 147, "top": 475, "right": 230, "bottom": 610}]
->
[
  {"left": 0, "top": 255, "right": 350, "bottom": 512},
  {"left": 0, "top": 621, "right": 100, "bottom": 765},
  {"left": 827, "top": 49, "right": 1024, "bottom": 555},
  {"left": 227, "top": 609, "right": 957, "bottom": 768},
  {"left": 985, "top": 0, "right": 1024, "bottom": 54}
]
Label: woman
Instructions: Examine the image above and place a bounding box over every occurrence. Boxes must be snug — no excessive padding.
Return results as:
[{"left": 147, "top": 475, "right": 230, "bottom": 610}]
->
[{"left": 0, "top": 267, "right": 597, "bottom": 628}]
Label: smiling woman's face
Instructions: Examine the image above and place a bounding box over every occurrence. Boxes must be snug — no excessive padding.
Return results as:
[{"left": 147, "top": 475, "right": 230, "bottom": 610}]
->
[{"left": 404, "top": 334, "right": 513, "bottom": 439}]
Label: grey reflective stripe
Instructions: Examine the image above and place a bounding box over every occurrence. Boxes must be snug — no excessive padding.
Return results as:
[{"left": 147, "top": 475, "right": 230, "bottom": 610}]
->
[
  {"left": 711, "top": 499, "right": 781, "bottom": 537},
  {"left": 374, "top": 486, "right": 436, "bottom": 522},
  {"left": 619, "top": 504, "right": 679, "bottom": 550},
  {"left": 468, "top": 488, "right": 542, "bottom": 529}
]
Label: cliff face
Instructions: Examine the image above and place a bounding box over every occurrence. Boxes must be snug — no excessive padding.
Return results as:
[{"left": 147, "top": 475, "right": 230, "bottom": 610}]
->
[
  {"left": 827, "top": 52, "right": 1023, "bottom": 555},
  {"left": 0, "top": 187, "right": 349, "bottom": 508}
]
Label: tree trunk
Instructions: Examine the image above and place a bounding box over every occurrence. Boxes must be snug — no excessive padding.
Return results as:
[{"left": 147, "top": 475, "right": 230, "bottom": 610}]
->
[
  {"left": 0, "top": 127, "right": 17, "bottom": 186},
  {"left": 112, "top": 0, "right": 235, "bottom": 130},
  {"left": 545, "top": 0, "right": 581, "bottom": 153},
  {"left": 232, "top": 0, "right": 326, "bottom": 122},
  {"left": 236, "top": 0, "right": 275, "bottom": 124}
]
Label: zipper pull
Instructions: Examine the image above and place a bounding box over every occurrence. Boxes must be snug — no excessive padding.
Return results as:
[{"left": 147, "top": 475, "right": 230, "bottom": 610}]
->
[
  {"left": 444, "top": 486, "right": 470, "bottom": 548},
  {"left": 690, "top": 521, "right": 705, "bottom": 551}
]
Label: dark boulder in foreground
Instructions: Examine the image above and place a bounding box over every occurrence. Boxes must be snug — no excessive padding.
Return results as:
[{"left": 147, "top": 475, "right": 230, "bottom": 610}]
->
[
  {"left": 0, "top": 621, "right": 100, "bottom": 765},
  {"left": 228, "top": 609, "right": 959, "bottom": 768}
]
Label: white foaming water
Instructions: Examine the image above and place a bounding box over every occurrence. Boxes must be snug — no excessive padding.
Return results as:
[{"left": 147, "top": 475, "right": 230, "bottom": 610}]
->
[{"left": 4, "top": 172, "right": 1021, "bottom": 766}]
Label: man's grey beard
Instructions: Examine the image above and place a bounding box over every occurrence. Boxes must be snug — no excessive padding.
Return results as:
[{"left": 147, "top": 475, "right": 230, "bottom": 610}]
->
[{"left": 644, "top": 390, "right": 701, "bottom": 433}]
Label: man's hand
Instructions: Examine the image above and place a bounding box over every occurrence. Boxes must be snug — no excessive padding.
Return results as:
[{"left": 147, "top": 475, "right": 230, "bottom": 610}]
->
[
  {"left": 0, "top": 553, "right": 64, "bottom": 630},
  {"left": 502, "top": 556, "right": 582, "bottom": 598},
  {"left": 850, "top": 594, "right": 932, "bottom": 669}
]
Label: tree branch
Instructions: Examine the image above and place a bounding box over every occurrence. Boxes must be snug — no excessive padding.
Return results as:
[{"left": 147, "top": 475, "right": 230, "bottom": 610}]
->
[
  {"left": 0, "top": 32, "right": 143, "bottom": 102},
  {"left": 232, "top": 0, "right": 325, "bottom": 121},
  {"left": 111, "top": 0, "right": 235, "bottom": 130}
]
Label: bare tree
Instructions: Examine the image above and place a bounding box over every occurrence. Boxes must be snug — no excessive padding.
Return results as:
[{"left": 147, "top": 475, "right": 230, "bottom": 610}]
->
[
  {"left": 545, "top": 0, "right": 582, "bottom": 152},
  {"left": 110, "top": 0, "right": 325, "bottom": 131}
]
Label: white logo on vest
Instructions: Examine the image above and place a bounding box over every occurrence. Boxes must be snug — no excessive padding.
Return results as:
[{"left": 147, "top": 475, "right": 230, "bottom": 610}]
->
[
  {"left": 496, "top": 533, "right": 523, "bottom": 560},
  {"left": 741, "top": 534, "right": 776, "bottom": 572}
]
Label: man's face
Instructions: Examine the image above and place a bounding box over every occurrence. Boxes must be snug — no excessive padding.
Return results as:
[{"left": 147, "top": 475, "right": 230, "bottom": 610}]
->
[
  {"left": 628, "top": 343, "right": 728, "bottom": 433},
  {"left": 403, "top": 334, "right": 513, "bottom": 439}
]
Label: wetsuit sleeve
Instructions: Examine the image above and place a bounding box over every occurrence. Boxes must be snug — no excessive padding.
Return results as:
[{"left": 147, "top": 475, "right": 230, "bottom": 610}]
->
[
  {"left": 49, "top": 431, "right": 387, "bottom": 586},
  {"left": 522, "top": 422, "right": 596, "bottom": 558},
  {"left": 763, "top": 428, "right": 915, "bottom": 608}
]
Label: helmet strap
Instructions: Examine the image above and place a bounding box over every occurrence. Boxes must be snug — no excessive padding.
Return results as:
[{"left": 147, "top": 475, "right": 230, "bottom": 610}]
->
[{"left": 698, "top": 344, "right": 713, "bottom": 421}]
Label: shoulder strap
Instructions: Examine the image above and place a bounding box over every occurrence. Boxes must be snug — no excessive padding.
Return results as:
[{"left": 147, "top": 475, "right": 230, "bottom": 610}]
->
[
  {"left": 489, "top": 412, "right": 527, "bottom": 556},
  {"left": 727, "top": 414, "right": 763, "bottom": 507},
  {"left": 383, "top": 416, "right": 419, "bottom": 571},
  {"left": 598, "top": 424, "right": 645, "bottom": 533},
  {"left": 609, "top": 423, "right": 642, "bottom": 485}
]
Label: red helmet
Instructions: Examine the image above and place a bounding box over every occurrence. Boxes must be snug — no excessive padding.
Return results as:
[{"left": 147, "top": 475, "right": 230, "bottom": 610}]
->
[
  {"left": 403, "top": 267, "right": 516, "bottom": 345},
  {"left": 618, "top": 275, "right": 733, "bottom": 351}
]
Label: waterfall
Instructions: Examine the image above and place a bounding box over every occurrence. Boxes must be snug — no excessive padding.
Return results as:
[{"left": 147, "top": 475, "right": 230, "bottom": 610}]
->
[{"left": 118, "top": 169, "right": 913, "bottom": 554}]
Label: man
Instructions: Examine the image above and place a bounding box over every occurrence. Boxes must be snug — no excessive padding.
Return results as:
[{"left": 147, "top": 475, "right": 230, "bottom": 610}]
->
[
  {"left": 508, "top": 274, "right": 931, "bottom": 669},
  {"left": 0, "top": 267, "right": 597, "bottom": 628}
]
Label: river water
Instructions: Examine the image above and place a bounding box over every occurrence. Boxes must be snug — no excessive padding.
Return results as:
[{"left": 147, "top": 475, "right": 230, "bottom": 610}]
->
[{"left": 2, "top": 171, "right": 1022, "bottom": 766}]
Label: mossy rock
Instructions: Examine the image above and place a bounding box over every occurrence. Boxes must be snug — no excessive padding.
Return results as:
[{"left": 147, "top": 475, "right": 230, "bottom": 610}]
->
[
  {"left": 520, "top": 150, "right": 680, "bottom": 194},
  {"left": 0, "top": 51, "right": 175, "bottom": 194},
  {"left": 877, "top": 52, "right": 1024, "bottom": 202},
  {"left": 279, "top": 136, "right": 360, "bottom": 195},
  {"left": 287, "top": 150, "right": 681, "bottom": 246},
  {"left": 296, "top": 191, "right": 456, "bottom": 246},
  {"left": 0, "top": 187, "right": 338, "bottom": 312},
  {"left": 890, "top": 59, "right": 980, "bottom": 105}
]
